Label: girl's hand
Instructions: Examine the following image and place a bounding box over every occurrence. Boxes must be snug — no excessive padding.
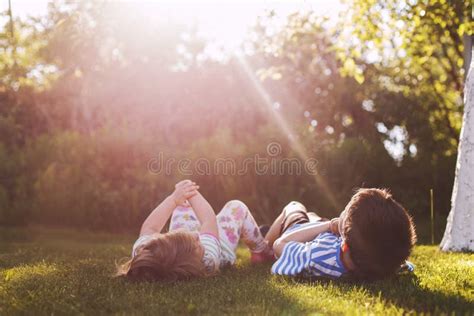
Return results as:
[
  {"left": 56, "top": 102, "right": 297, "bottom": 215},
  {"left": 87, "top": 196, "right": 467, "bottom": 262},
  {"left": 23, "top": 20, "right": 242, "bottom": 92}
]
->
[{"left": 171, "top": 180, "right": 199, "bottom": 206}]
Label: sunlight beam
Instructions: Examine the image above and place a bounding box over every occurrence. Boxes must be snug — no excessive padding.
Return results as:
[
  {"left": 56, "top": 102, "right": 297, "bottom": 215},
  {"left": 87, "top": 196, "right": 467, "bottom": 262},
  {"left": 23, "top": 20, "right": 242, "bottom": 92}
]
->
[{"left": 237, "top": 55, "right": 341, "bottom": 211}]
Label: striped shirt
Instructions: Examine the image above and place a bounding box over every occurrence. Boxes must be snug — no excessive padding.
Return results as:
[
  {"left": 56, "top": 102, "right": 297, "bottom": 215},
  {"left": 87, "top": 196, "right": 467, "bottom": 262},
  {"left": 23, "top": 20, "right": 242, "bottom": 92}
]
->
[
  {"left": 199, "top": 233, "right": 221, "bottom": 273},
  {"left": 132, "top": 234, "right": 154, "bottom": 257},
  {"left": 271, "top": 223, "right": 347, "bottom": 278}
]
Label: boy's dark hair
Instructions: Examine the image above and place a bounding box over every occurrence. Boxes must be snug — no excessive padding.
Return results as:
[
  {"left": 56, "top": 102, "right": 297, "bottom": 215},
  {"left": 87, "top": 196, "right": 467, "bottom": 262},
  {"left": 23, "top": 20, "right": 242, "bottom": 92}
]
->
[{"left": 343, "top": 188, "right": 417, "bottom": 281}]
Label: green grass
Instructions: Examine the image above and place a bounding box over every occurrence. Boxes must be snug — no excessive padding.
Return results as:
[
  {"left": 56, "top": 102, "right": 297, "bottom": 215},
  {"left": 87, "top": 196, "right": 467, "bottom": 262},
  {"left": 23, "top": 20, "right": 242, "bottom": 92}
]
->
[{"left": 0, "top": 227, "right": 473, "bottom": 315}]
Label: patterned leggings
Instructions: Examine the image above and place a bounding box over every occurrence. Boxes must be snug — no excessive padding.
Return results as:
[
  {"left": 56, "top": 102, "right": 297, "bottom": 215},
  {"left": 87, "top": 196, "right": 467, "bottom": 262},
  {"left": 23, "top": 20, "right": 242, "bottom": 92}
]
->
[{"left": 169, "top": 200, "right": 267, "bottom": 263}]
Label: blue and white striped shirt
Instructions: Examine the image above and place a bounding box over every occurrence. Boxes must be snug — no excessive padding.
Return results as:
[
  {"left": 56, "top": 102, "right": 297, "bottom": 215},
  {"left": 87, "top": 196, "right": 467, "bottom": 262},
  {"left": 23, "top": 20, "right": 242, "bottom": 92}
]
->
[{"left": 271, "top": 223, "right": 347, "bottom": 278}]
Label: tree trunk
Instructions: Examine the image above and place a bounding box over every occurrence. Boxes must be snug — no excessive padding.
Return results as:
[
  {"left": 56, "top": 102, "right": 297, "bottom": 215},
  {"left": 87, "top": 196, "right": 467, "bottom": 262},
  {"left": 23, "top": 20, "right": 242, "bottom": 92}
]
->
[{"left": 440, "top": 48, "right": 474, "bottom": 252}]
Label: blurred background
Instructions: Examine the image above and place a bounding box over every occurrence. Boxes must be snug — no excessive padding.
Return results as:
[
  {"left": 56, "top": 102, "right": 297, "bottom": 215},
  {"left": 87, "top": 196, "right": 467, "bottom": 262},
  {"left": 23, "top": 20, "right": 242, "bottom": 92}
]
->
[{"left": 0, "top": 0, "right": 472, "bottom": 242}]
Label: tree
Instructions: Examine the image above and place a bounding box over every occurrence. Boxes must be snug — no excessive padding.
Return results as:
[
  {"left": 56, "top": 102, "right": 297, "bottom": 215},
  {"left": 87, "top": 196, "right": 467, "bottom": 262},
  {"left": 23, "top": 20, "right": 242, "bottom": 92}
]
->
[{"left": 440, "top": 44, "right": 474, "bottom": 252}]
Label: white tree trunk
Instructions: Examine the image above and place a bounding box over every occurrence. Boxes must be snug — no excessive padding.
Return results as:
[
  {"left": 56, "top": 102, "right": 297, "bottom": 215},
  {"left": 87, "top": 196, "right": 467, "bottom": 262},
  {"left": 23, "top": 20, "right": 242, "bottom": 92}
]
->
[{"left": 440, "top": 53, "right": 474, "bottom": 252}]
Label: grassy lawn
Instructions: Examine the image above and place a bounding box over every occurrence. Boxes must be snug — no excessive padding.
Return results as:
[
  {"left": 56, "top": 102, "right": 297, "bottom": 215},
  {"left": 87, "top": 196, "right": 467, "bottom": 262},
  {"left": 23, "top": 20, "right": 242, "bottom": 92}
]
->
[{"left": 0, "top": 227, "right": 473, "bottom": 315}]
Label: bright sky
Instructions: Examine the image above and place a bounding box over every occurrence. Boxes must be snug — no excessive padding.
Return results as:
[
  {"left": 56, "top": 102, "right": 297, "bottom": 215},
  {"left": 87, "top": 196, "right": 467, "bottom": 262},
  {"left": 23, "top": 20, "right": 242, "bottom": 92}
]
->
[{"left": 2, "top": 0, "right": 344, "bottom": 50}]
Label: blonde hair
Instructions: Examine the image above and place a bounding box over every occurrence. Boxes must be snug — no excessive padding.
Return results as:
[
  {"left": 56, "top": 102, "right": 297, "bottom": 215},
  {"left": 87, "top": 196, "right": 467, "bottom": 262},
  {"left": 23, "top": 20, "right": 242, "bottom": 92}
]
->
[{"left": 116, "top": 230, "right": 207, "bottom": 282}]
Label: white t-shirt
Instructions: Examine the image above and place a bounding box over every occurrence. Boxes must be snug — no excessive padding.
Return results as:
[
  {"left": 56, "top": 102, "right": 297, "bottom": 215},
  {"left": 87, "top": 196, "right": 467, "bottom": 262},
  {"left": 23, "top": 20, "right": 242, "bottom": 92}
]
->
[
  {"left": 132, "top": 233, "right": 221, "bottom": 273},
  {"left": 198, "top": 233, "right": 221, "bottom": 273},
  {"left": 131, "top": 234, "right": 154, "bottom": 257}
]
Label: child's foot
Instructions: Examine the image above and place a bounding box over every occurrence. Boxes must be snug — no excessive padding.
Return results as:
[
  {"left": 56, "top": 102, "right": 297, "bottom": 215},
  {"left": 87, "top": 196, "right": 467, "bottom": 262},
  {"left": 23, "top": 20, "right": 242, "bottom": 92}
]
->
[
  {"left": 250, "top": 251, "right": 274, "bottom": 264},
  {"left": 250, "top": 226, "right": 274, "bottom": 264},
  {"left": 250, "top": 241, "right": 274, "bottom": 264}
]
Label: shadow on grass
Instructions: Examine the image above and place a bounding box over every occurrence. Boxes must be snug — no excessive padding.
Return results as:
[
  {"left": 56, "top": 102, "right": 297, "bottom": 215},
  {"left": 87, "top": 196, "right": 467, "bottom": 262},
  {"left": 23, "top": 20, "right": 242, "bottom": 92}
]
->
[
  {"left": 294, "top": 273, "right": 473, "bottom": 314},
  {"left": 105, "top": 263, "right": 309, "bottom": 314},
  {"left": 2, "top": 228, "right": 471, "bottom": 314},
  {"left": 190, "top": 263, "right": 307, "bottom": 314},
  {"left": 1, "top": 257, "right": 306, "bottom": 314}
]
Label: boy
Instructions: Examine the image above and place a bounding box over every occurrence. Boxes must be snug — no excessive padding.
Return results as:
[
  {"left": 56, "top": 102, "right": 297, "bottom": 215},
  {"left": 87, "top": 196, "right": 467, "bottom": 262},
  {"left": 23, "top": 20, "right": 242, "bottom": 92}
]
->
[{"left": 265, "top": 188, "right": 417, "bottom": 280}]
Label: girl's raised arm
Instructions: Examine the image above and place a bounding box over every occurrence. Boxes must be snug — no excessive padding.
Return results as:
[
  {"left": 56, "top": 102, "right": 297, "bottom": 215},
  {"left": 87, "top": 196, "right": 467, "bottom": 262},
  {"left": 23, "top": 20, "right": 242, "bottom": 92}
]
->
[
  {"left": 188, "top": 191, "right": 218, "bottom": 237},
  {"left": 139, "top": 180, "right": 199, "bottom": 236}
]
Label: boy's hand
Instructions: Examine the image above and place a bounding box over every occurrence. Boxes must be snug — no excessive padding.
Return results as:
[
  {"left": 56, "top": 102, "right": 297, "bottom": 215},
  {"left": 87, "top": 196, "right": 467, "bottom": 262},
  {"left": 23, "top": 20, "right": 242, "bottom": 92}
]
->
[
  {"left": 329, "top": 218, "right": 340, "bottom": 235},
  {"left": 171, "top": 180, "right": 199, "bottom": 206}
]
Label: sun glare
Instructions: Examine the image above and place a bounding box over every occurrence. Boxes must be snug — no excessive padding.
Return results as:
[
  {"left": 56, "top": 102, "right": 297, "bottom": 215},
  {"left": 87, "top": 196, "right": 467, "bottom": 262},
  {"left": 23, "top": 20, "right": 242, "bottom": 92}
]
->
[
  {"left": 2, "top": 0, "right": 344, "bottom": 208},
  {"left": 4, "top": 0, "right": 344, "bottom": 55}
]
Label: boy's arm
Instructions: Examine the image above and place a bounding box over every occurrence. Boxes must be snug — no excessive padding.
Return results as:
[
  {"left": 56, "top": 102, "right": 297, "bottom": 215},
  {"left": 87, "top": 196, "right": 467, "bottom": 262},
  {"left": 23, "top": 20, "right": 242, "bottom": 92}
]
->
[
  {"left": 273, "top": 221, "right": 331, "bottom": 257},
  {"left": 140, "top": 180, "right": 198, "bottom": 236},
  {"left": 188, "top": 191, "right": 218, "bottom": 237},
  {"left": 264, "top": 211, "right": 285, "bottom": 248}
]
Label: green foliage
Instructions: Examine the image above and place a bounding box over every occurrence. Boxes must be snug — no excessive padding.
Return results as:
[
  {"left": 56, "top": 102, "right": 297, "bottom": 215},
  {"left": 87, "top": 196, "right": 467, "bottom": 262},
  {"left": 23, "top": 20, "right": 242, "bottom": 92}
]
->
[
  {"left": 339, "top": 0, "right": 473, "bottom": 153},
  {"left": 0, "top": 0, "right": 467, "bottom": 240},
  {"left": 25, "top": 130, "right": 172, "bottom": 231},
  {"left": 0, "top": 228, "right": 472, "bottom": 314},
  {"left": 250, "top": 1, "right": 469, "bottom": 224}
]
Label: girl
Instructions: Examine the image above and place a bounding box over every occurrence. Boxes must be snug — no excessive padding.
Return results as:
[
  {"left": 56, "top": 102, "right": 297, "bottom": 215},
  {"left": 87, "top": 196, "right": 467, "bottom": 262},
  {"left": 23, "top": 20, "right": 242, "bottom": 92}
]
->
[{"left": 116, "top": 179, "right": 273, "bottom": 282}]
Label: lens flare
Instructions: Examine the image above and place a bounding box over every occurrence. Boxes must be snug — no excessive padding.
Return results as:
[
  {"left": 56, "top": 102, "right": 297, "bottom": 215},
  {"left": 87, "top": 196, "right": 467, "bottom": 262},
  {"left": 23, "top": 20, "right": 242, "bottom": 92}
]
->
[{"left": 237, "top": 55, "right": 341, "bottom": 211}]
